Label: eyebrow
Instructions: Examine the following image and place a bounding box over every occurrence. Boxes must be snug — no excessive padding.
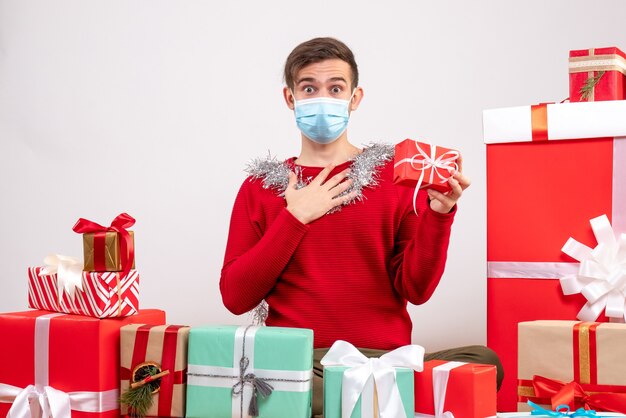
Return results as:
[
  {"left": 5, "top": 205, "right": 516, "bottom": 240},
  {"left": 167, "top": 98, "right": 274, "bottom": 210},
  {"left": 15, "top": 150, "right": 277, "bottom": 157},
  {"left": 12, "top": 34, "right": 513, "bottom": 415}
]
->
[{"left": 295, "top": 76, "right": 348, "bottom": 86}]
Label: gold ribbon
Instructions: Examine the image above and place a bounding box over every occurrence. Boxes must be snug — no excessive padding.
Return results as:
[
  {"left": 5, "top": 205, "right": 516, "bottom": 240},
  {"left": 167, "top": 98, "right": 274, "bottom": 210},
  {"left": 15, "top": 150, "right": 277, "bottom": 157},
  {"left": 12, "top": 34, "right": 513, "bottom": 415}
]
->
[
  {"left": 569, "top": 52, "right": 626, "bottom": 76},
  {"left": 577, "top": 322, "right": 591, "bottom": 385}
]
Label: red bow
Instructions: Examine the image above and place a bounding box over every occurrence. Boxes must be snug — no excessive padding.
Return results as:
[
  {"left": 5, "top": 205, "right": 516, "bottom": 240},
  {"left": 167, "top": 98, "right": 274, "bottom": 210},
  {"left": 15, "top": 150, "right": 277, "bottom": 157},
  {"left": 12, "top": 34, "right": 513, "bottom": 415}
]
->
[
  {"left": 72, "top": 213, "right": 135, "bottom": 280},
  {"left": 532, "top": 375, "right": 626, "bottom": 413}
]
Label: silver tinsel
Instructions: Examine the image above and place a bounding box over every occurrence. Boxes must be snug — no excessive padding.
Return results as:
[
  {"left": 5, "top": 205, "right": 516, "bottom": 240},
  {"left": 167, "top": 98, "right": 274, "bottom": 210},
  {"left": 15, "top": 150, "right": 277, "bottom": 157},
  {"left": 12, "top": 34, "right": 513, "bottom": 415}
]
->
[
  {"left": 245, "top": 143, "right": 395, "bottom": 208},
  {"left": 249, "top": 300, "right": 268, "bottom": 325}
]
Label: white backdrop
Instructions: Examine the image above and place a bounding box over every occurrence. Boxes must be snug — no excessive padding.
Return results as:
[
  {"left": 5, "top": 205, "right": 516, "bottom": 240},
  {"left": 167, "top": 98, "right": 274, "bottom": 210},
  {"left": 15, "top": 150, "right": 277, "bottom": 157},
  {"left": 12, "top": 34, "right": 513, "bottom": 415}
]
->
[{"left": 1, "top": 0, "right": 625, "bottom": 352}]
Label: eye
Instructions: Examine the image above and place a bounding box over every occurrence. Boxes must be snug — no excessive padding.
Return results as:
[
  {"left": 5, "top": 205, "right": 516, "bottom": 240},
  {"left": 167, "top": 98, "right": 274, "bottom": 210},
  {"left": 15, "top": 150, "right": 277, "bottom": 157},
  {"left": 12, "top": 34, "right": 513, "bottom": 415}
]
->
[
  {"left": 303, "top": 86, "right": 315, "bottom": 94},
  {"left": 330, "top": 86, "right": 343, "bottom": 94}
]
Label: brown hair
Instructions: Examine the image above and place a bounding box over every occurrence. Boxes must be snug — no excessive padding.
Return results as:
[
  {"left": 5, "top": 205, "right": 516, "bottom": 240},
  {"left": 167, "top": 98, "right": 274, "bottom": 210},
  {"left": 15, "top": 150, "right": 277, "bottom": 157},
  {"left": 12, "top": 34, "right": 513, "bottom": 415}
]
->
[{"left": 284, "top": 37, "right": 359, "bottom": 90}]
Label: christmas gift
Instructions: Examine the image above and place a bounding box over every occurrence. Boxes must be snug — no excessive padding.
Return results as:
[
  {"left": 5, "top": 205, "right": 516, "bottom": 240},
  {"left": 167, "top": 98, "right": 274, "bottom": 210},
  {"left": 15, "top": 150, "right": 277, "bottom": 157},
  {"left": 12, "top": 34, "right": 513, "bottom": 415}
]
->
[
  {"left": 569, "top": 47, "right": 626, "bottom": 102},
  {"left": 414, "top": 360, "right": 497, "bottom": 418},
  {"left": 73, "top": 213, "right": 136, "bottom": 273},
  {"left": 0, "top": 309, "right": 166, "bottom": 418},
  {"left": 518, "top": 321, "right": 626, "bottom": 413},
  {"left": 321, "top": 340, "right": 423, "bottom": 418},
  {"left": 28, "top": 261, "right": 139, "bottom": 318},
  {"left": 186, "top": 325, "right": 313, "bottom": 418},
  {"left": 559, "top": 214, "right": 626, "bottom": 322},
  {"left": 482, "top": 100, "right": 626, "bottom": 411},
  {"left": 393, "top": 139, "right": 459, "bottom": 193},
  {"left": 120, "top": 324, "right": 190, "bottom": 417},
  {"left": 498, "top": 401, "right": 626, "bottom": 417}
]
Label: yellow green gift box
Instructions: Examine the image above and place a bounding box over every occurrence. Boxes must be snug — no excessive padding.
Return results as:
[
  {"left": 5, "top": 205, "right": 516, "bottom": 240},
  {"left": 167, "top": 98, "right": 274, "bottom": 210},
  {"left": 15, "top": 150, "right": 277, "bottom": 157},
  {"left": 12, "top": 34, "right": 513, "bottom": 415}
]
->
[{"left": 186, "top": 325, "right": 313, "bottom": 418}]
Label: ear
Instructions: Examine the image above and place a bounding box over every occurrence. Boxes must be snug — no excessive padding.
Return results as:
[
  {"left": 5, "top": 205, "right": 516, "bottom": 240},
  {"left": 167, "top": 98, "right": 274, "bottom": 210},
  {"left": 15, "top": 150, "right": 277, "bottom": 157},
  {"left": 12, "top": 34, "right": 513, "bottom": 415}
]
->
[
  {"left": 283, "top": 87, "right": 295, "bottom": 110},
  {"left": 349, "top": 87, "right": 364, "bottom": 112}
]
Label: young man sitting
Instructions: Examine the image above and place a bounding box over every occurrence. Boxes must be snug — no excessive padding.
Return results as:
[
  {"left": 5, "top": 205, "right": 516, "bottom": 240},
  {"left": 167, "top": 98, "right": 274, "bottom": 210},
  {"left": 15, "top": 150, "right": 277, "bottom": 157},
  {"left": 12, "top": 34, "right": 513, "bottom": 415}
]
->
[{"left": 220, "top": 37, "right": 502, "bottom": 417}]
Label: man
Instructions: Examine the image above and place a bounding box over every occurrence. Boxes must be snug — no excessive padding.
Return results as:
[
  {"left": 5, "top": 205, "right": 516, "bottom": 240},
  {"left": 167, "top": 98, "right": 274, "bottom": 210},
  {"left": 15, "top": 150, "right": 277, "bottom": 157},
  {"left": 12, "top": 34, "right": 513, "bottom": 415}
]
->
[{"left": 220, "top": 37, "right": 502, "bottom": 416}]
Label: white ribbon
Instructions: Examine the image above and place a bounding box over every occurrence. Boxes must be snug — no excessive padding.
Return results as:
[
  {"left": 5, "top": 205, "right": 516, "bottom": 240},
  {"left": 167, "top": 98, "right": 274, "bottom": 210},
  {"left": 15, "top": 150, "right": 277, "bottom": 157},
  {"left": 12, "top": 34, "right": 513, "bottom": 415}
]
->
[
  {"left": 321, "top": 340, "right": 425, "bottom": 418},
  {"left": 414, "top": 361, "right": 466, "bottom": 418},
  {"left": 39, "top": 254, "right": 84, "bottom": 299},
  {"left": 394, "top": 141, "right": 459, "bottom": 215},
  {"left": 487, "top": 261, "right": 579, "bottom": 279},
  {"left": 0, "top": 313, "right": 119, "bottom": 418},
  {"left": 559, "top": 214, "right": 626, "bottom": 322}
]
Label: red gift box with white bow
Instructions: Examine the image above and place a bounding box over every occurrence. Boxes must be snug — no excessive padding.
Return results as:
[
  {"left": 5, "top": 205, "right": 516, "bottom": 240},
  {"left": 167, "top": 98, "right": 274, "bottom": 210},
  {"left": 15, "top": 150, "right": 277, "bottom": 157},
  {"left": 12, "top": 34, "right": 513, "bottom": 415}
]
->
[{"left": 393, "top": 139, "right": 459, "bottom": 194}]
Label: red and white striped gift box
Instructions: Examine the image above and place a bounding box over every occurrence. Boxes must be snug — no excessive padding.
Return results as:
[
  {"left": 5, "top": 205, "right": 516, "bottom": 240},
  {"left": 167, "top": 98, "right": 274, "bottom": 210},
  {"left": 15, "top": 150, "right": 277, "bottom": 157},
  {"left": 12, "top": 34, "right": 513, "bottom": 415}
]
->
[{"left": 27, "top": 266, "right": 139, "bottom": 318}]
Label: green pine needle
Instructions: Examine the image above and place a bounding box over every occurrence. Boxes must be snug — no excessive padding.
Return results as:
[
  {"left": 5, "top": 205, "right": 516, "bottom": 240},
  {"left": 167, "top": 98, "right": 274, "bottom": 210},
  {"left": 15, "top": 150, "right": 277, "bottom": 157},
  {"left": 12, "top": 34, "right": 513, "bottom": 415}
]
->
[
  {"left": 120, "top": 384, "right": 155, "bottom": 418},
  {"left": 579, "top": 70, "right": 605, "bottom": 101},
  {"left": 120, "top": 365, "right": 160, "bottom": 418}
]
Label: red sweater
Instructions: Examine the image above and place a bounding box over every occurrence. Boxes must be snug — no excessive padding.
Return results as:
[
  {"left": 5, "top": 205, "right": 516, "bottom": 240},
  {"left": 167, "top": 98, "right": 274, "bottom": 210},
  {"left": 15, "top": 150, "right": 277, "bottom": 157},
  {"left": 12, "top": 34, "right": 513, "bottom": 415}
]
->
[{"left": 220, "top": 157, "right": 455, "bottom": 349}]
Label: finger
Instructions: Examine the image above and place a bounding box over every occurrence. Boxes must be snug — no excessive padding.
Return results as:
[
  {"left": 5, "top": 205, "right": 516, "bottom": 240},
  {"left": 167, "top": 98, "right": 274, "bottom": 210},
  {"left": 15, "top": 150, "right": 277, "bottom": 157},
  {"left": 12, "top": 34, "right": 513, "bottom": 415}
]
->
[
  {"left": 325, "top": 169, "right": 351, "bottom": 190},
  {"left": 427, "top": 189, "right": 455, "bottom": 209},
  {"left": 287, "top": 171, "right": 297, "bottom": 189},
  {"left": 312, "top": 164, "right": 336, "bottom": 186},
  {"left": 447, "top": 177, "right": 463, "bottom": 198},
  {"left": 455, "top": 154, "right": 463, "bottom": 174},
  {"left": 331, "top": 190, "right": 358, "bottom": 208},
  {"left": 453, "top": 172, "right": 471, "bottom": 190},
  {"left": 330, "top": 179, "right": 353, "bottom": 198}
]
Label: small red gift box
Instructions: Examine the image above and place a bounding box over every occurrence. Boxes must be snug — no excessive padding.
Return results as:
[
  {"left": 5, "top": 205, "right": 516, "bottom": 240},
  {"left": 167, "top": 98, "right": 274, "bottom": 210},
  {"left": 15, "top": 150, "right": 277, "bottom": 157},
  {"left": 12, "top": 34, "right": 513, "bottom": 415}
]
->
[
  {"left": 393, "top": 139, "right": 459, "bottom": 193},
  {"left": 569, "top": 47, "right": 626, "bottom": 102},
  {"left": 414, "top": 360, "right": 497, "bottom": 418},
  {"left": 0, "top": 309, "right": 166, "bottom": 418},
  {"left": 28, "top": 266, "right": 140, "bottom": 318}
]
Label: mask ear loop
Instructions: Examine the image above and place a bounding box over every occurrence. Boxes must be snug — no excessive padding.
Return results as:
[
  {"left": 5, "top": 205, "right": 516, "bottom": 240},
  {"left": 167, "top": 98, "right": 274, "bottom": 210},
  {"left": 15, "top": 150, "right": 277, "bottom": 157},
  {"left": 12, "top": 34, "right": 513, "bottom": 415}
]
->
[
  {"left": 348, "top": 88, "right": 357, "bottom": 111},
  {"left": 289, "top": 89, "right": 298, "bottom": 108}
]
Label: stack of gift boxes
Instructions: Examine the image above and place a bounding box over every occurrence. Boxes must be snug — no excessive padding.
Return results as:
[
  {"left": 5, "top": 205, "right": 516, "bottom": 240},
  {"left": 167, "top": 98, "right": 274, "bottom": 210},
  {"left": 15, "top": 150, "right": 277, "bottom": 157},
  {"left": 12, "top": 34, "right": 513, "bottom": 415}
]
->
[
  {"left": 0, "top": 212, "right": 499, "bottom": 418},
  {"left": 0, "top": 213, "right": 169, "bottom": 418},
  {"left": 484, "top": 46, "right": 626, "bottom": 414}
]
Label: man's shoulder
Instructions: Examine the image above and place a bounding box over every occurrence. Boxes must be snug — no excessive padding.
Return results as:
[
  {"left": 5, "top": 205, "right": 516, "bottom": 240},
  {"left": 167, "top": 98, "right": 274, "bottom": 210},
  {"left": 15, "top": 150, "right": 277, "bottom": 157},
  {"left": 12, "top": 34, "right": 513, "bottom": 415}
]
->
[
  {"left": 353, "top": 142, "right": 395, "bottom": 187},
  {"left": 238, "top": 153, "right": 292, "bottom": 198}
]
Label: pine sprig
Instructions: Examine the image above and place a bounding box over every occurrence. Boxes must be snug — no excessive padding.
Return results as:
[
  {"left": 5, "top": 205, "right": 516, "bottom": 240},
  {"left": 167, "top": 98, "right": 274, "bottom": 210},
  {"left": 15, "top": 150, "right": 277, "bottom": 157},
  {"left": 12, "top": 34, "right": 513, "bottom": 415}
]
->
[
  {"left": 579, "top": 71, "right": 605, "bottom": 101},
  {"left": 120, "top": 364, "right": 161, "bottom": 418},
  {"left": 120, "top": 383, "right": 155, "bottom": 418}
]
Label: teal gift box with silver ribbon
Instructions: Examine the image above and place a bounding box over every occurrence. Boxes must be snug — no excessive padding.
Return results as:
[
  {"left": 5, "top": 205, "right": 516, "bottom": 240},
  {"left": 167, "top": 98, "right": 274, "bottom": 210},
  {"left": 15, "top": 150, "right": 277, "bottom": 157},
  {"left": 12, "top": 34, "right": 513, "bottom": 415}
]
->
[{"left": 186, "top": 325, "right": 313, "bottom": 418}]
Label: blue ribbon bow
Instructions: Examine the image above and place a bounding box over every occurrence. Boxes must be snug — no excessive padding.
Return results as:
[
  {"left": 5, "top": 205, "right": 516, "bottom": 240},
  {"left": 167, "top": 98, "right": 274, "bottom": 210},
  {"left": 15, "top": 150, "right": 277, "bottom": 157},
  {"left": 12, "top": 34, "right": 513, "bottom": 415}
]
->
[{"left": 529, "top": 400, "right": 599, "bottom": 417}]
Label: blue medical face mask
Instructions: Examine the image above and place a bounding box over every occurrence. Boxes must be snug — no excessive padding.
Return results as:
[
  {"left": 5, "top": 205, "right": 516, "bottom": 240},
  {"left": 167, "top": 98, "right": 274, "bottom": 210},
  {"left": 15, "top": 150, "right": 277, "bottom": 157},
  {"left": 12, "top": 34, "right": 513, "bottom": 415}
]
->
[{"left": 292, "top": 90, "right": 355, "bottom": 144}]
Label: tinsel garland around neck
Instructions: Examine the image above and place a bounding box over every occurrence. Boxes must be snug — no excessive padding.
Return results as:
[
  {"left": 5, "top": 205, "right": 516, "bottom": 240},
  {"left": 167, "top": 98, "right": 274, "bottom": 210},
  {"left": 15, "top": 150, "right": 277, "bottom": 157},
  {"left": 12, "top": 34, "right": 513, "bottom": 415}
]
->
[{"left": 245, "top": 143, "right": 395, "bottom": 208}]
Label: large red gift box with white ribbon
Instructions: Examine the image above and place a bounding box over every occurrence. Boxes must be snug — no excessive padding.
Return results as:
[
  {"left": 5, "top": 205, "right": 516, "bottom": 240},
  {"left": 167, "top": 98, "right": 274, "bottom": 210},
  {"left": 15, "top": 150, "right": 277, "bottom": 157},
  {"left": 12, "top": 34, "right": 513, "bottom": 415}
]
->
[
  {"left": 0, "top": 309, "right": 166, "bottom": 418},
  {"left": 28, "top": 266, "right": 140, "bottom": 318},
  {"left": 482, "top": 100, "right": 626, "bottom": 411}
]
